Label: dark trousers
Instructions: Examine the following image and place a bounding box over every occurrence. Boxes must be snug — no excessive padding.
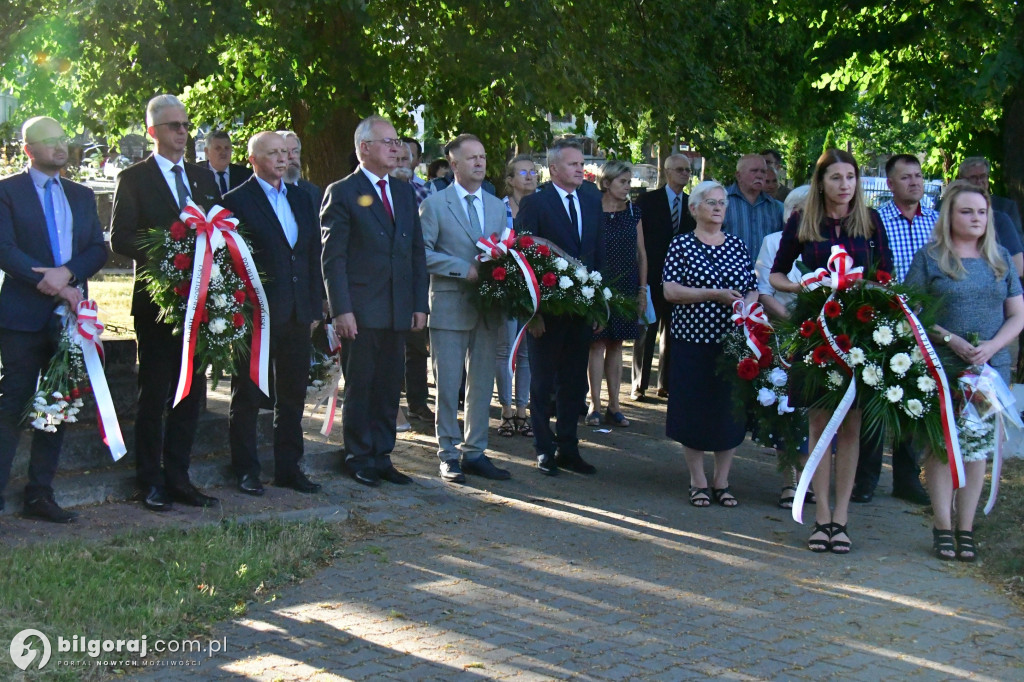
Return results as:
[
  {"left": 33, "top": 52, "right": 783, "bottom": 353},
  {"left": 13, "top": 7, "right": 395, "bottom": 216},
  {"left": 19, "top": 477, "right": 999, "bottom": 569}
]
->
[
  {"left": 527, "top": 315, "right": 591, "bottom": 457},
  {"left": 229, "top": 315, "right": 311, "bottom": 480},
  {"left": 855, "top": 426, "right": 921, "bottom": 492},
  {"left": 342, "top": 327, "right": 406, "bottom": 473},
  {"left": 134, "top": 317, "right": 204, "bottom": 489},
  {"left": 404, "top": 328, "right": 430, "bottom": 408},
  {"left": 0, "top": 324, "right": 62, "bottom": 501},
  {"left": 632, "top": 298, "right": 671, "bottom": 394}
]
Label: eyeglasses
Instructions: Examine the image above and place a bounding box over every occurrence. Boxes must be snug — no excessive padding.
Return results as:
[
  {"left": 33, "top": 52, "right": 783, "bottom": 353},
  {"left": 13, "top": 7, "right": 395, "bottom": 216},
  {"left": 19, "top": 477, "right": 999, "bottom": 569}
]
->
[
  {"left": 28, "top": 135, "right": 69, "bottom": 147},
  {"left": 156, "top": 121, "right": 192, "bottom": 132},
  {"left": 702, "top": 199, "right": 727, "bottom": 207},
  {"left": 368, "top": 138, "right": 402, "bottom": 147},
  {"left": 515, "top": 169, "right": 538, "bottom": 177},
  {"left": 668, "top": 167, "right": 691, "bottom": 174}
]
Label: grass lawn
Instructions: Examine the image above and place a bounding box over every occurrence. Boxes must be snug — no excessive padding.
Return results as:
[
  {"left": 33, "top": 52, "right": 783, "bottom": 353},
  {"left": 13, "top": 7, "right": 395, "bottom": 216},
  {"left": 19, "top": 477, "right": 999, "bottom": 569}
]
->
[
  {"left": 88, "top": 273, "right": 134, "bottom": 338},
  {"left": 978, "top": 457, "right": 1024, "bottom": 606},
  {"left": 0, "top": 520, "right": 339, "bottom": 679}
]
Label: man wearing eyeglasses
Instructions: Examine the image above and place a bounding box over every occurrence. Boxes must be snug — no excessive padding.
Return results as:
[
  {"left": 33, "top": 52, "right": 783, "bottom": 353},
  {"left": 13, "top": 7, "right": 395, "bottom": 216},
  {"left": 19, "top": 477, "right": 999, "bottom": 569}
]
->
[
  {"left": 110, "top": 94, "right": 222, "bottom": 513},
  {"left": 632, "top": 153, "right": 697, "bottom": 401},
  {"left": 0, "top": 116, "right": 107, "bottom": 522},
  {"left": 321, "top": 115, "right": 429, "bottom": 488},
  {"left": 957, "top": 157, "right": 1022, "bottom": 236},
  {"left": 723, "top": 154, "right": 784, "bottom": 266}
]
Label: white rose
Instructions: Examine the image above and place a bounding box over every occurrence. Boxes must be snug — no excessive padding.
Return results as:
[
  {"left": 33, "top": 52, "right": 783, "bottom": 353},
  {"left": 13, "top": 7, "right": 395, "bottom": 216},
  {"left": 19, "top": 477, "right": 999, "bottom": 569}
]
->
[
  {"left": 589, "top": 271, "right": 603, "bottom": 284},
  {"left": 574, "top": 266, "right": 589, "bottom": 283},
  {"left": 757, "top": 387, "right": 777, "bottom": 406},
  {"left": 847, "top": 347, "right": 866, "bottom": 366},
  {"left": 885, "top": 385, "right": 904, "bottom": 402},
  {"left": 862, "top": 364, "right": 883, "bottom": 386},
  {"left": 917, "top": 376, "right": 936, "bottom": 393},
  {"left": 873, "top": 326, "right": 894, "bottom": 346},
  {"left": 602, "top": 287, "right": 613, "bottom": 300},
  {"left": 769, "top": 367, "right": 788, "bottom": 387},
  {"left": 209, "top": 318, "right": 228, "bottom": 334},
  {"left": 905, "top": 399, "right": 924, "bottom": 418},
  {"left": 581, "top": 286, "right": 595, "bottom": 300},
  {"left": 554, "top": 257, "right": 569, "bottom": 272},
  {"left": 777, "top": 395, "right": 795, "bottom": 414},
  {"left": 213, "top": 293, "right": 228, "bottom": 307},
  {"left": 889, "top": 353, "right": 912, "bottom": 376},
  {"left": 558, "top": 275, "right": 573, "bottom": 290}
]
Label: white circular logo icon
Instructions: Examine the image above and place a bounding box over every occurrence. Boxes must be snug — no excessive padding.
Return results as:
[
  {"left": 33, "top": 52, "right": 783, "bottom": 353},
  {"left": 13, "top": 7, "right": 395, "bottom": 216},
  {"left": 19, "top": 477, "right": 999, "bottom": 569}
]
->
[{"left": 10, "top": 629, "right": 51, "bottom": 670}]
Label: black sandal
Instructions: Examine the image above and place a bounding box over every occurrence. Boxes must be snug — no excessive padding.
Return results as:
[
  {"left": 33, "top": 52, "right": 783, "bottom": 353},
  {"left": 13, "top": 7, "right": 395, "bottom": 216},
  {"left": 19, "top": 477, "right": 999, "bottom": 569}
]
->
[
  {"left": 497, "top": 416, "right": 516, "bottom": 437},
  {"left": 778, "top": 485, "right": 796, "bottom": 509},
  {"left": 808, "top": 523, "right": 831, "bottom": 553},
  {"left": 514, "top": 415, "right": 532, "bottom": 437},
  {"left": 828, "top": 522, "right": 851, "bottom": 554},
  {"left": 689, "top": 487, "right": 711, "bottom": 507},
  {"left": 932, "top": 528, "right": 955, "bottom": 561},
  {"left": 712, "top": 487, "right": 738, "bottom": 507},
  {"left": 955, "top": 530, "right": 977, "bottom": 562}
]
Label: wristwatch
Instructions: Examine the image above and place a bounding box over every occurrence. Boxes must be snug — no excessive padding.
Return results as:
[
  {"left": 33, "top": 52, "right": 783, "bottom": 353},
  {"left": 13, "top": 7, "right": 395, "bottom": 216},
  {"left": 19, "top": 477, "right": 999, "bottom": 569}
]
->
[{"left": 942, "top": 333, "right": 952, "bottom": 345}]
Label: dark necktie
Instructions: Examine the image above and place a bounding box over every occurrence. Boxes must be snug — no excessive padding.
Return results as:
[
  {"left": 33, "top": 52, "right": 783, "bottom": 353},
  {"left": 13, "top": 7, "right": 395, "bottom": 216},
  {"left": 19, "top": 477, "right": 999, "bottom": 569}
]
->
[
  {"left": 172, "top": 166, "right": 190, "bottom": 211},
  {"left": 218, "top": 171, "right": 229, "bottom": 195},
  {"left": 377, "top": 179, "right": 393, "bottom": 221},
  {"left": 671, "top": 194, "right": 681, "bottom": 234},
  {"left": 43, "top": 178, "right": 62, "bottom": 265},
  {"left": 566, "top": 193, "right": 579, "bottom": 239}
]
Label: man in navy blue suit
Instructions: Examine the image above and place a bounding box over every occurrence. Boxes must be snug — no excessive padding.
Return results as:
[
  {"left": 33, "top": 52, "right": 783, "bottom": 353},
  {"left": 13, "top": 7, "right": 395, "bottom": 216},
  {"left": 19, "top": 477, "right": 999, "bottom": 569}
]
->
[
  {"left": 223, "top": 132, "right": 323, "bottom": 496},
  {"left": 515, "top": 138, "right": 604, "bottom": 476},
  {"left": 0, "top": 116, "right": 107, "bottom": 522}
]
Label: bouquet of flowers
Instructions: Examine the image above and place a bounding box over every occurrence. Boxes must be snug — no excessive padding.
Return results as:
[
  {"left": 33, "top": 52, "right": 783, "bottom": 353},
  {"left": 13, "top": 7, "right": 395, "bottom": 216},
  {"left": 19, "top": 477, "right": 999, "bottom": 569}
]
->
[
  {"left": 141, "top": 199, "right": 269, "bottom": 404},
  {"left": 472, "top": 229, "right": 637, "bottom": 328}
]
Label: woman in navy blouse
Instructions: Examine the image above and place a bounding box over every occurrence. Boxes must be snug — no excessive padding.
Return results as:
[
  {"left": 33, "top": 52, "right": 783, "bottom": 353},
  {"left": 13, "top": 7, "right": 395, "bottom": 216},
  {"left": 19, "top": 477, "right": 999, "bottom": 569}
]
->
[{"left": 769, "top": 149, "right": 893, "bottom": 554}]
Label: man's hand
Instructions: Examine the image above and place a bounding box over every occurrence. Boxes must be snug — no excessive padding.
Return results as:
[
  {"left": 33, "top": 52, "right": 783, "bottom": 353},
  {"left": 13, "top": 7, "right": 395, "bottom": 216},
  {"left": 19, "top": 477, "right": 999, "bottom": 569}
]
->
[
  {"left": 32, "top": 266, "right": 72, "bottom": 296},
  {"left": 466, "top": 262, "right": 479, "bottom": 283},
  {"left": 528, "top": 315, "right": 545, "bottom": 338},
  {"left": 411, "top": 312, "right": 427, "bottom": 331},
  {"left": 57, "top": 285, "right": 83, "bottom": 309},
  {"left": 333, "top": 313, "right": 358, "bottom": 339}
]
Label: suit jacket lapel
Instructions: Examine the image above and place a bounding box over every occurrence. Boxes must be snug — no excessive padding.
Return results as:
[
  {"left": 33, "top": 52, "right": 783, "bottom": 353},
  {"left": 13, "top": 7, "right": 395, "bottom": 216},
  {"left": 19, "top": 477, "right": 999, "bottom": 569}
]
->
[
  {"left": 356, "top": 171, "right": 394, "bottom": 235},
  {"left": 245, "top": 178, "right": 287, "bottom": 243},
  {"left": 445, "top": 186, "right": 478, "bottom": 242},
  {"left": 554, "top": 189, "right": 581, "bottom": 249}
]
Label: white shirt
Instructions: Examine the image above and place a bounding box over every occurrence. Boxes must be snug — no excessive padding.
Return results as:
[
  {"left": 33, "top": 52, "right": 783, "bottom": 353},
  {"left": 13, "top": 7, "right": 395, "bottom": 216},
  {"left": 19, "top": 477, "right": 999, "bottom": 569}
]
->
[
  {"left": 208, "top": 163, "right": 231, "bottom": 190},
  {"left": 453, "top": 182, "right": 485, "bottom": 233},
  {"left": 359, "top": 166, "right": 393, "bottom": 212},
  {"left": 28, "top": 166, "right": 73, "bottom": 265},
  {"left": 552, "top": 184, "right": 581, "bottom": 239},
  {"left": 153, "top": 153, "right": 190, "bottom": 208}
]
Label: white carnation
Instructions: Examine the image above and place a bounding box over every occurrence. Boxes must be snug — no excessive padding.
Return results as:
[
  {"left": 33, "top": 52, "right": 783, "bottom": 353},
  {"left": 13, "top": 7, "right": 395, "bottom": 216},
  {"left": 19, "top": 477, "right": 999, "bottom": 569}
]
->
[
  {"left": 558, "top": 275, "right": 573, "bottom": 290},
  {"left": 554, "top": 257, "right": 569, "bottom": 272},
  {"left": 212, "top": 293, "right": 228, "bottom": 307},
  {"left": 64, "top": 415, "right": 77, "bottom": 423},
  {"left": 862, "top": 364, "right": 883, "bottom": 386},
  {"left": 210, "top": 263, "right": 223, "bottom": 281},
  {"left": 769, "top": 367, "right": 788, "bottom": 387},
  {"left": 910, "top": 346, "right": 924, "bottom": 363},
  {"left": 30, "top": 417, "right": 47, "bottom": 430},
  {"left": 905, "top": 399, "right": 924, "bottom": 418},
  {"left": 873, "top": 326, "right": 894, "bottom": 346},
  {"left": 574, "top": 266, "right": 589, "bottom": 283},
  {"left": 827, "top": 370, "right": 844, "bottom": 387},
  {"left": 33, "top": 396, "right": 47, "bottom": 407},
  {"left": 602, "top": 287, "right": 613, "bottom": 300},
  {"left": 889, "top": 353, "right": 912, "bottom": 376},
  {"left": 589, "top": 271, "right": 603, "bottom": 284},
  {"left": 52, "top": 391, "right": 63, "bottom": 400},
  {"left": 777, "top": 395, "right": 794, "bottom": 414},
  {"left": 581, "top": 286, "right": 595, "bottom": 300},
  {"left": 44, "top": 424, "right": 58, "bottom": 433},
  {"left": 757, "top": 387, "right": 777, "bottom": 406},
  {"left": 917, "top": 375, "right": 936, "bottom": 393},
  {"left": 897, "top": 320, "right": 912, "bottom": 337},
  {"left": 72, "top": 399, "right": 84, "bottom": 408},
  {"left": 847, "top": 347, "right": 866, "bottom": 366},
  {"left": 885, "top": 385, "right": 904, "bottom": 402},
  {"left": 208, "top": 318, "right": 228, "bottom": 334}
]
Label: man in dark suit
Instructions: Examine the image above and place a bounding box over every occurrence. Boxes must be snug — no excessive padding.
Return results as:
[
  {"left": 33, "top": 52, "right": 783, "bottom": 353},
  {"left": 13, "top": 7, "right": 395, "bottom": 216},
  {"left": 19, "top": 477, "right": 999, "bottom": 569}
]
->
[
  {"left": 515, "top": 138, "right": 604, "bottom": 476},
  {"left": 632, "top": 154, "right": 696, "bottom": 401},
  {"left": 321, "top": 115, "right": 429, "bottom": 487},
  {"left": 0, "top": 116, "right": 107, "bottom": 522},
  {"left": 110, "top": 94, "right": 222, "bottom": 512},
  {"left": 958, "top": 156, "right": 1022, "bottom": 234},
  {"left": 205, "top": 130, "right": 253, "bottom": 195},
  {"left": 223, "top": 132, "right": 323, "bottom": 496}
]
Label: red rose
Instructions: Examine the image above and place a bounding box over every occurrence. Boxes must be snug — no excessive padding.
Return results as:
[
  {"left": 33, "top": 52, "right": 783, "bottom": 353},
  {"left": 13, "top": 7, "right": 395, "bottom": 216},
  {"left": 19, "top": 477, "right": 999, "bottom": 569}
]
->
[
  {"left": 233, "top": 312, "right": 245, "bottom": 328},
  {"left": 518, "top": 236, "right": 535, "bottom": 248},
  {"left": 875, "top": 270, "right": 892, "bottom": 285},
  {"left": 173, "top": 253, "right": 192, "bottom": 271},
  {"left": 169, "top": 221, "right": 188, "bottom": 241},
  {"left": 758, "top": 348, "right": 773, "bottom": 368},
  {"left": 174, "top": 281, "right": 190, "bottom": 297},
  {"left": 835, "top": 334, "right": 852, "bottom": 352},
  {"left": 233, "top": 290, "right": 246, "bottom": 305},
  {"left": 856, "top": 304, "right": 875, "bottom": 323},
  {"left": 536, "top": 245, "right": 551, "bottom": 257},
  {"left": 737, "top": 358, "right": 760, "bottom": 381},
  {"left": 799, "top": 320, "right": 817, "bottom": 338},
  {"left": 70, "top": 388, "right": 81, "bottom": 399},
  {"left": 824, "top": 300, "right": 842, "bottom": 318},
  {"left": 542, "top": 272, "right": 557, "bottom": 287},
  {"left": 753, "top": 326, "right": 771, "bottom": 344},
  {"left": 812, "top": 345, "right": 832, "bottom": 365},
  {"left": 492, "top": 267, "right": 507, "bottom": 281}
]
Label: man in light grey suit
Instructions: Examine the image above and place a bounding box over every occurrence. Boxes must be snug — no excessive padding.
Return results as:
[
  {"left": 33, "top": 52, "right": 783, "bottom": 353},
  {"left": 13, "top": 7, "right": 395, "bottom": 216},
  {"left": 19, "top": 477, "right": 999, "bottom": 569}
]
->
[{"left": 419, "top": 134, "right": 511, "bottom": 483}]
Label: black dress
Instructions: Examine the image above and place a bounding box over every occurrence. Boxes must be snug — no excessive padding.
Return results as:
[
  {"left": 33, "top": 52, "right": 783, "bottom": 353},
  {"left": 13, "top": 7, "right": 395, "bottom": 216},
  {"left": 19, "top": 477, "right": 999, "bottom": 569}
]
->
[
  {"left": 663, "top": 231, "right": 755, "bottom": 451},
  {"left": 594, "top": 205, "right": 641, "bottom": 341}
]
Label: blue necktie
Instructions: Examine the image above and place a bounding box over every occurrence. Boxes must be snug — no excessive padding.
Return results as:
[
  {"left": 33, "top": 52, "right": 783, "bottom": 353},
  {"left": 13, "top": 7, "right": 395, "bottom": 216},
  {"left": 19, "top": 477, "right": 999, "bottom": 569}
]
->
[{"left": 43, "top": 178, "right": 62, "bottom": 265}]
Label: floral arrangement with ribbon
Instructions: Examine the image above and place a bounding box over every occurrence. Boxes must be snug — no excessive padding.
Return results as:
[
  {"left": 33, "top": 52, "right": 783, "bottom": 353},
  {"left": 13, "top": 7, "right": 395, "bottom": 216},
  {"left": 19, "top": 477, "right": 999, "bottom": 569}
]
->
[
  {"left": 25, "top": 300, "right": 127, "bottom": 461},
  {"left": 780, "top": 245, "right": 961, "bottom": 522},
  {"left": 141, "top": 199, "right": 270, "bottom": 405},
  {"left": 307, "top": 320, "right": 344, "bottom": 437}
]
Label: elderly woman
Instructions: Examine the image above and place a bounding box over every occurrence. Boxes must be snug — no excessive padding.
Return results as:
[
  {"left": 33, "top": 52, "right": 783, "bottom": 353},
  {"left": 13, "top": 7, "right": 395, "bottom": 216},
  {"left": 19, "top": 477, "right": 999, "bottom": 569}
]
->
[
  {"left": 905, "top": 180, "right": 1024, "bottom": 562},
  {"left": 495, "top": 154, "right": 538, "bottom": 437},
  {"left": 586, "top": 160, "right": 647, "bottom": 427},
  {"left": 770, "top": 149, "right": 893, "bottom": 553},
  {"left": 663, "top": 180, "right": 757, "bottom": 507}
]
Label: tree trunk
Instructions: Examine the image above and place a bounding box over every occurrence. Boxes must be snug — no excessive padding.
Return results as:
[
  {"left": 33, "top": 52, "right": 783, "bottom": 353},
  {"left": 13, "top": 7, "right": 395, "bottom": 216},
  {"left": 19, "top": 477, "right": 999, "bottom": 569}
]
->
[
  {"left": 291, "top": 101, "right": 365, "bottom": 190},
  {"left": 655, "top": 136, "right": 671, "bottom": 187}
]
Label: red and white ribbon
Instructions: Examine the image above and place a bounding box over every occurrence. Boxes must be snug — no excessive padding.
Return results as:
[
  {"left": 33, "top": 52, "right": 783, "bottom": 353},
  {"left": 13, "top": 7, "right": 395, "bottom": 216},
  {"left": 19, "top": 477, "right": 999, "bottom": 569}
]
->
[
  {"left": 71, "top": 301, "right": 127, "bottom": 461},
  {"left": 318, "top": 323, "right": 344, "bottom": 437},
  {"left": 476, "top": 228, "right": 541, "bottom": 376},
  {"left": 800, "top": 245, "right": 864, "bottom": 292},
  {"left": 173, "top": 199, "right": 270, "bottom": 406},
  {"left": 731, "top": 300, "right": 772, "bottom": 360}
]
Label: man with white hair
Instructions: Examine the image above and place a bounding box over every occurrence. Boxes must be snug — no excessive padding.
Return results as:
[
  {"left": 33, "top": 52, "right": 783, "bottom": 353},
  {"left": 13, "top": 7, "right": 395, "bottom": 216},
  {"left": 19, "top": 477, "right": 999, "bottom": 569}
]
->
[
  {"left": 277, "top": 130, "right": 324, "bottom": 215},
  {"left": 722, "top": 153, "right": 784, "bottom": 265},
  {"left": 110, "top": 94, "right": 222, "bottom": 512}
]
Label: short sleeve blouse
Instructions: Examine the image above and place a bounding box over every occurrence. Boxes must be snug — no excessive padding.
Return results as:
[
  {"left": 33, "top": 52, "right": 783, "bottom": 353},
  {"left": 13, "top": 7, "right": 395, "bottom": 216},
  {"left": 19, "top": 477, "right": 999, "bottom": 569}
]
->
[{"left": 663, "top": 231, "right": 756, "bottom": 343}]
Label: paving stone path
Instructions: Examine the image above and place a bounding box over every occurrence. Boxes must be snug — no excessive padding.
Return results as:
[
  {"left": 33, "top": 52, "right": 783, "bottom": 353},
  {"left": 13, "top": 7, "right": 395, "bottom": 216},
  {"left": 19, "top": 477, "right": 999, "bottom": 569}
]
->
[{"left": 137, "top": 396, "right": 1024, "bottom": 680}]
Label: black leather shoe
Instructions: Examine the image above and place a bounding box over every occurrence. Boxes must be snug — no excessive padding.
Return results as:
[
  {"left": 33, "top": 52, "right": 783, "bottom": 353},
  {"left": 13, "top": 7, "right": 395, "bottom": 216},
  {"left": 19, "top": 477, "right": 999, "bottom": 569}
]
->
[
  {"left": 439, "top": 459, "right": 466, "bottom": 483},
  {"left": 167, "top": 483, "right": 220, "bottom": 508},
  {"left": 406, "top": 404, "right": 435, "bottom": 422},
  {"left": 556, "top": 452, "right": 597, "bottom": 475},
  {"left": 380, "top": 466, "right": 413, "bottom": 485},
  {"left": 537, "top": 453, "right": 558, "bottom": 476},
  {"left": 893, "top": 481, "right": 931, "bottom": 505},
  {"left": 141, "top": 486, "right": 173, "bottom": 512},
  {"left": 238, "top": 474, "right": 265, "bottom": 497},
  {"left": 351, "top": 468, "right": 380, "bottom": 487},
  {"left": 850, "top": 486, "right": 875, "bottom": 504},
  {"left": 463, "top": 455, "right": 511, "bottom": 480},
  {"left": 22, "top": 495, "right": 78, "bottom": 523},
  {"left": 275, "top": 471, "right": 322, "bottom": 493}
]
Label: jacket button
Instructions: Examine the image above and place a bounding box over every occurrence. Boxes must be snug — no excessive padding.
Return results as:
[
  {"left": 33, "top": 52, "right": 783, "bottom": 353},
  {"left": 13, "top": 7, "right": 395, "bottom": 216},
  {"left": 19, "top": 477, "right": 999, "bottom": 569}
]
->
[
  {"left": 291, "top": 254, "right": 296, "bottom": 261},
  {"left": 292, "top": 276, "right": 298, "bottom": 282}
]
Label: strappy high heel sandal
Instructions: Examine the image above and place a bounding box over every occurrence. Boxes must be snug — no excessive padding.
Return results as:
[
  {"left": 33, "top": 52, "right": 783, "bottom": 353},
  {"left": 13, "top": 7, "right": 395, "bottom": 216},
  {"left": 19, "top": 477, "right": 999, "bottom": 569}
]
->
[
  {"left": 828, "top": 522, "right": 851, "bottom": 554},
  {"left": 807, "top": 523, "right": 831, "bottom": 553}
]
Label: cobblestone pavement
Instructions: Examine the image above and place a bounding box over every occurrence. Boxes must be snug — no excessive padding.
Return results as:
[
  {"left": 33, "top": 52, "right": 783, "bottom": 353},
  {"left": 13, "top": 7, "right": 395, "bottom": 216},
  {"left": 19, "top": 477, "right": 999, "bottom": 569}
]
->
[{"left": 137, "top": 396, "right": 1023, "bottom": 681}]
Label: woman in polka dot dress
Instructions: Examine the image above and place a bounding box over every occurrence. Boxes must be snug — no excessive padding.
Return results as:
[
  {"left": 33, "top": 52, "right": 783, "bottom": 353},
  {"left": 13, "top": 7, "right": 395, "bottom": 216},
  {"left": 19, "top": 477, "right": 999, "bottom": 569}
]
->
[{"left": 663, "top": 180, "right": 757, "bottom": 509}]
